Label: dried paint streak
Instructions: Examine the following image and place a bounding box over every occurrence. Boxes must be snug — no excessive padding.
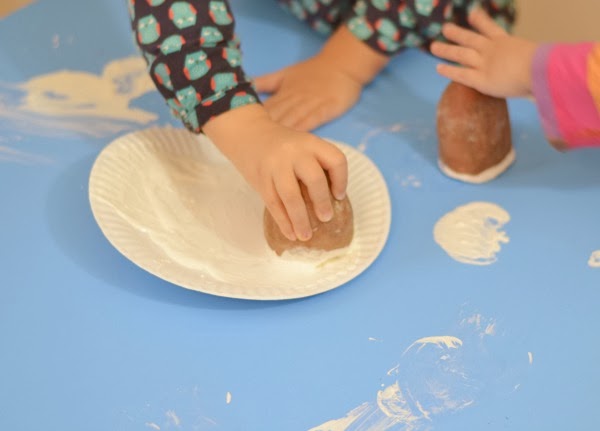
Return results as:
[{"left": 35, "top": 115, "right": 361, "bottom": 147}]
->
[
  {"left": 165, "top": 410, "right": 181, "bottom": 427},
  {"left": 308, "top": 334, "right": 479, "bottom": 430},
  {"left": 0, "top": 57, "right": 156, "bottom": 137},
  {"left": 461, "top": 314, "right": 497, "bottom": 338},
  {"left": 357, "top": 123, "right": 404, "bottom": 152},
  {"left": 307, "top": 403, "right": 370, "bottom": 431},
  {"left": 145, "top": 422, "right": 161, "bottom": 430},
  {"left": 404, "top": 336, "right": 462, "bottom": 354},
  {"left": 0, "top": 145, "right": 51, "bottom": 164},
  {"left": 308, "top": 309, "right": 529, "bottom": 431},
  {"left": 434, "top": 202, "right": 510, "bottom": 266},
  {"left": 588, "top": 250, "right": 600, "bottom": 268}
]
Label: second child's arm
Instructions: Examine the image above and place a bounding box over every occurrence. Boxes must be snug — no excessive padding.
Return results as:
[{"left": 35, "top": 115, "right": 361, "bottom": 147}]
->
[{"left": 431, "top": 8, "right": 600, "bottom": 150}]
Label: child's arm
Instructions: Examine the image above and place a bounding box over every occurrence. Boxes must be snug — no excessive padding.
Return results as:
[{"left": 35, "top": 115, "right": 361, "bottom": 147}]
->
[
  {"left": 255, "top": 14, "right": 390, "bottom": 132},
  {"left": 130, "top": 0, "right": 347, "bottom": 242},
  {"left": 430, "top": 9, "right": 600, "bottom": 150}
]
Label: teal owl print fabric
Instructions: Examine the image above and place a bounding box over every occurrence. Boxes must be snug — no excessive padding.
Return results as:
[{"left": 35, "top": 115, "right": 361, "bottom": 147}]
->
[
  {"left": 129, "top": 0, "right": 514, "bottom": 131},
  {"left": 130, "top": 0, "right": 257, "bottom": 132},
  {"left": 278, "top": 0, "right": 515, "bottom": 54}
]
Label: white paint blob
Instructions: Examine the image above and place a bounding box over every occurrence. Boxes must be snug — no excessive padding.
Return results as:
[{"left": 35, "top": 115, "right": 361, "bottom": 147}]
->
[
  {"left": 434, "top": 202, "right": 510, "bottom": 265},
  {"left": 528, "top": 352, "right": 533, "bottom": 365},
  {"left": 226, "top": 392, "right": 232, "bottom": 404},
  {"left": 588, "top": 250, "right": 600, "bottom": 268}
]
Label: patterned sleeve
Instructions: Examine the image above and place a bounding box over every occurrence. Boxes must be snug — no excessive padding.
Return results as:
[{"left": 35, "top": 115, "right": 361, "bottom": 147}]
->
[
  {"left": 531, "top": 43, "right": 600, "bottom": 150},
  {"left": 277, "top": 0, "right": 354, "bottom": 35},
  {"left": 343, "top": 0, "right": 515, "bottom": 56},
  {"left": 129, "top": 0, "right": 259, "bottom": 132}
]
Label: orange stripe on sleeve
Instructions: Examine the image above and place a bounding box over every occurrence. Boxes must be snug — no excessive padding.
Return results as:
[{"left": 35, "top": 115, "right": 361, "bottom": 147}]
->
[{"left": 587, "top": 44, "right": 600, "bottom": 115}]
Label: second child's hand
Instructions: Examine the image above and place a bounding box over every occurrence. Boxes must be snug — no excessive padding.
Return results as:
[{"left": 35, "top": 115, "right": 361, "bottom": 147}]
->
[{"left": 431, "top": 8, "right": 537, "bottom": 98}]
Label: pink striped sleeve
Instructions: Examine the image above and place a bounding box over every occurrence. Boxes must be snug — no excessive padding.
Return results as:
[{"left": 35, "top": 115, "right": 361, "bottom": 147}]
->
[{"left": 531, "top": 43, "right": 600, "bottom": 150}]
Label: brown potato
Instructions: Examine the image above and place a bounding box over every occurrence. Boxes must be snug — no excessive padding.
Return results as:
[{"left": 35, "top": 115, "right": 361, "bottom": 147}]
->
[
  {"left": 437, "top": 81, "right": 514, "bottom": 180},
  {"left": 264, "top": 180, "right": 354, "bottom": 256}
]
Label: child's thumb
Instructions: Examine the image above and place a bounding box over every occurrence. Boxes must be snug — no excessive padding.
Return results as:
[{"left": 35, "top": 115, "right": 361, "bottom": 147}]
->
[{"left": 254, "top": 70, "right": 285, "bottom": 93}]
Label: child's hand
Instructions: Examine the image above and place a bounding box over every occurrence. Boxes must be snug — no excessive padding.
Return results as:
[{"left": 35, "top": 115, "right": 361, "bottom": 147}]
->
[
  {"left": 255, "top": 26, "right": 389, "bottom": 132},
  {"left": 203, "top": 104, "right": 348, "bottom": 243},
  {"left": 430, "top": 8, "right": 538, "bottom": 98},
  {"left": 254, "top": 55, "right": 362, "bottom": 132}
]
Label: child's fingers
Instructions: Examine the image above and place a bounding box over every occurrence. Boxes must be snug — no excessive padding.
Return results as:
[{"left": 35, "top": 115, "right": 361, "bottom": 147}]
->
[
  {"left": 274, "top": 171, "right": 313, "bottom": 241},
  {"left": 430, "top": 42, "right": 482, "bottom": 68},
  {"left": 441, "top": 23, "right": 486, "bottom": 50},
  {"left": 262, "top": 183, "right": 296, "bottom": 242},
  {"left": 436, "top": 63, "right": 482, "bottom": 90},
  {"left": 254, "top": 69, "right": 285, "bottom": 94},
  {"left": 314, "top": 140, "right": 348, "bottom": 201},
  {"left": 295, "top": 159, "right": 333, "bottom": 223},
  {"left": 468, "top": 8, "right": 507, "bottom": 38}
]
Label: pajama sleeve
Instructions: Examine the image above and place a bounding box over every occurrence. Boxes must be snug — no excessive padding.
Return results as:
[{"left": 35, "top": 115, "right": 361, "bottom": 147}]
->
[
  {"left": 531, "top": 43, "right": 600, "bottom": 150},
  {"left": 130, "top": 0, "right": 259, "bottom": 132},
  {"left": 342, "top": 0, "right": 515, "bottom": 56},
  {"left": 277, "top": 0, "right": 352, "bottom": 35}
]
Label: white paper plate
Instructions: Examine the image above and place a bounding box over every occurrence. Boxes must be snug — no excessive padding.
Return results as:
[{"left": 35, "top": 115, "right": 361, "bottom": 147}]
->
[{"left": 89, "top": 127, "right": 391, "bottom": 300}]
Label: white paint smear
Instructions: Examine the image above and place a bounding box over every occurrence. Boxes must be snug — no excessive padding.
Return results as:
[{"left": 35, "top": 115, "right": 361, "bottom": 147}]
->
[
  {"left": 357, "top": 123, "right": 404, "bottom": 152},
  {"left": 309, "top": 312, "right": 529, "bottom": 431},
  {"left": 0, "top": 145, "right": 51, "bottom": 164},
  {"left": 145, "top": 423, "right": 161, "bottom": 430},
  {"left": 405, "top": 336, "right": 463, "bottom": 354},
  {"left": 226, "top": 392, "right": 232, "bottom": 404},
  {"left": 308, "top": 335, "right": 477, "bottom": 431},
  {"left": 0, "top": 56, "right": 156, "bottom": 137},
  {"left": 397, "top": 174, "right": 421, "bottom": 188},
  {"left": 307, "top": 403, "right": 370, "bottom": 431},
  {"left": 528, "top": 352, "right": 533, "bottom": 365},
  {"left": 165, "top": 410, "right": 180, "bottom": 427},
  {"left": 588, "top": 250, "right": 600, "bottom": 268},
  {"left": 434, "top": 202, "right": 510, "bottom": 265},
  {"left": 461, "top": 314, "right": 497, "bottom": 338}
]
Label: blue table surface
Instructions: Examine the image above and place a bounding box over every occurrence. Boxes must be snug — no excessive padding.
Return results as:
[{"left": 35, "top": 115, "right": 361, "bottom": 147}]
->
[{"left": 1, "top": 1, "right": 600, "bottom": 430}]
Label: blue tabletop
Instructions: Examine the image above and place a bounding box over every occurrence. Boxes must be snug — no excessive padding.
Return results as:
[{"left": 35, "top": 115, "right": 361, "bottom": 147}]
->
[{"left": 1, "top": 1, "right": 600, "bottom": 430}]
